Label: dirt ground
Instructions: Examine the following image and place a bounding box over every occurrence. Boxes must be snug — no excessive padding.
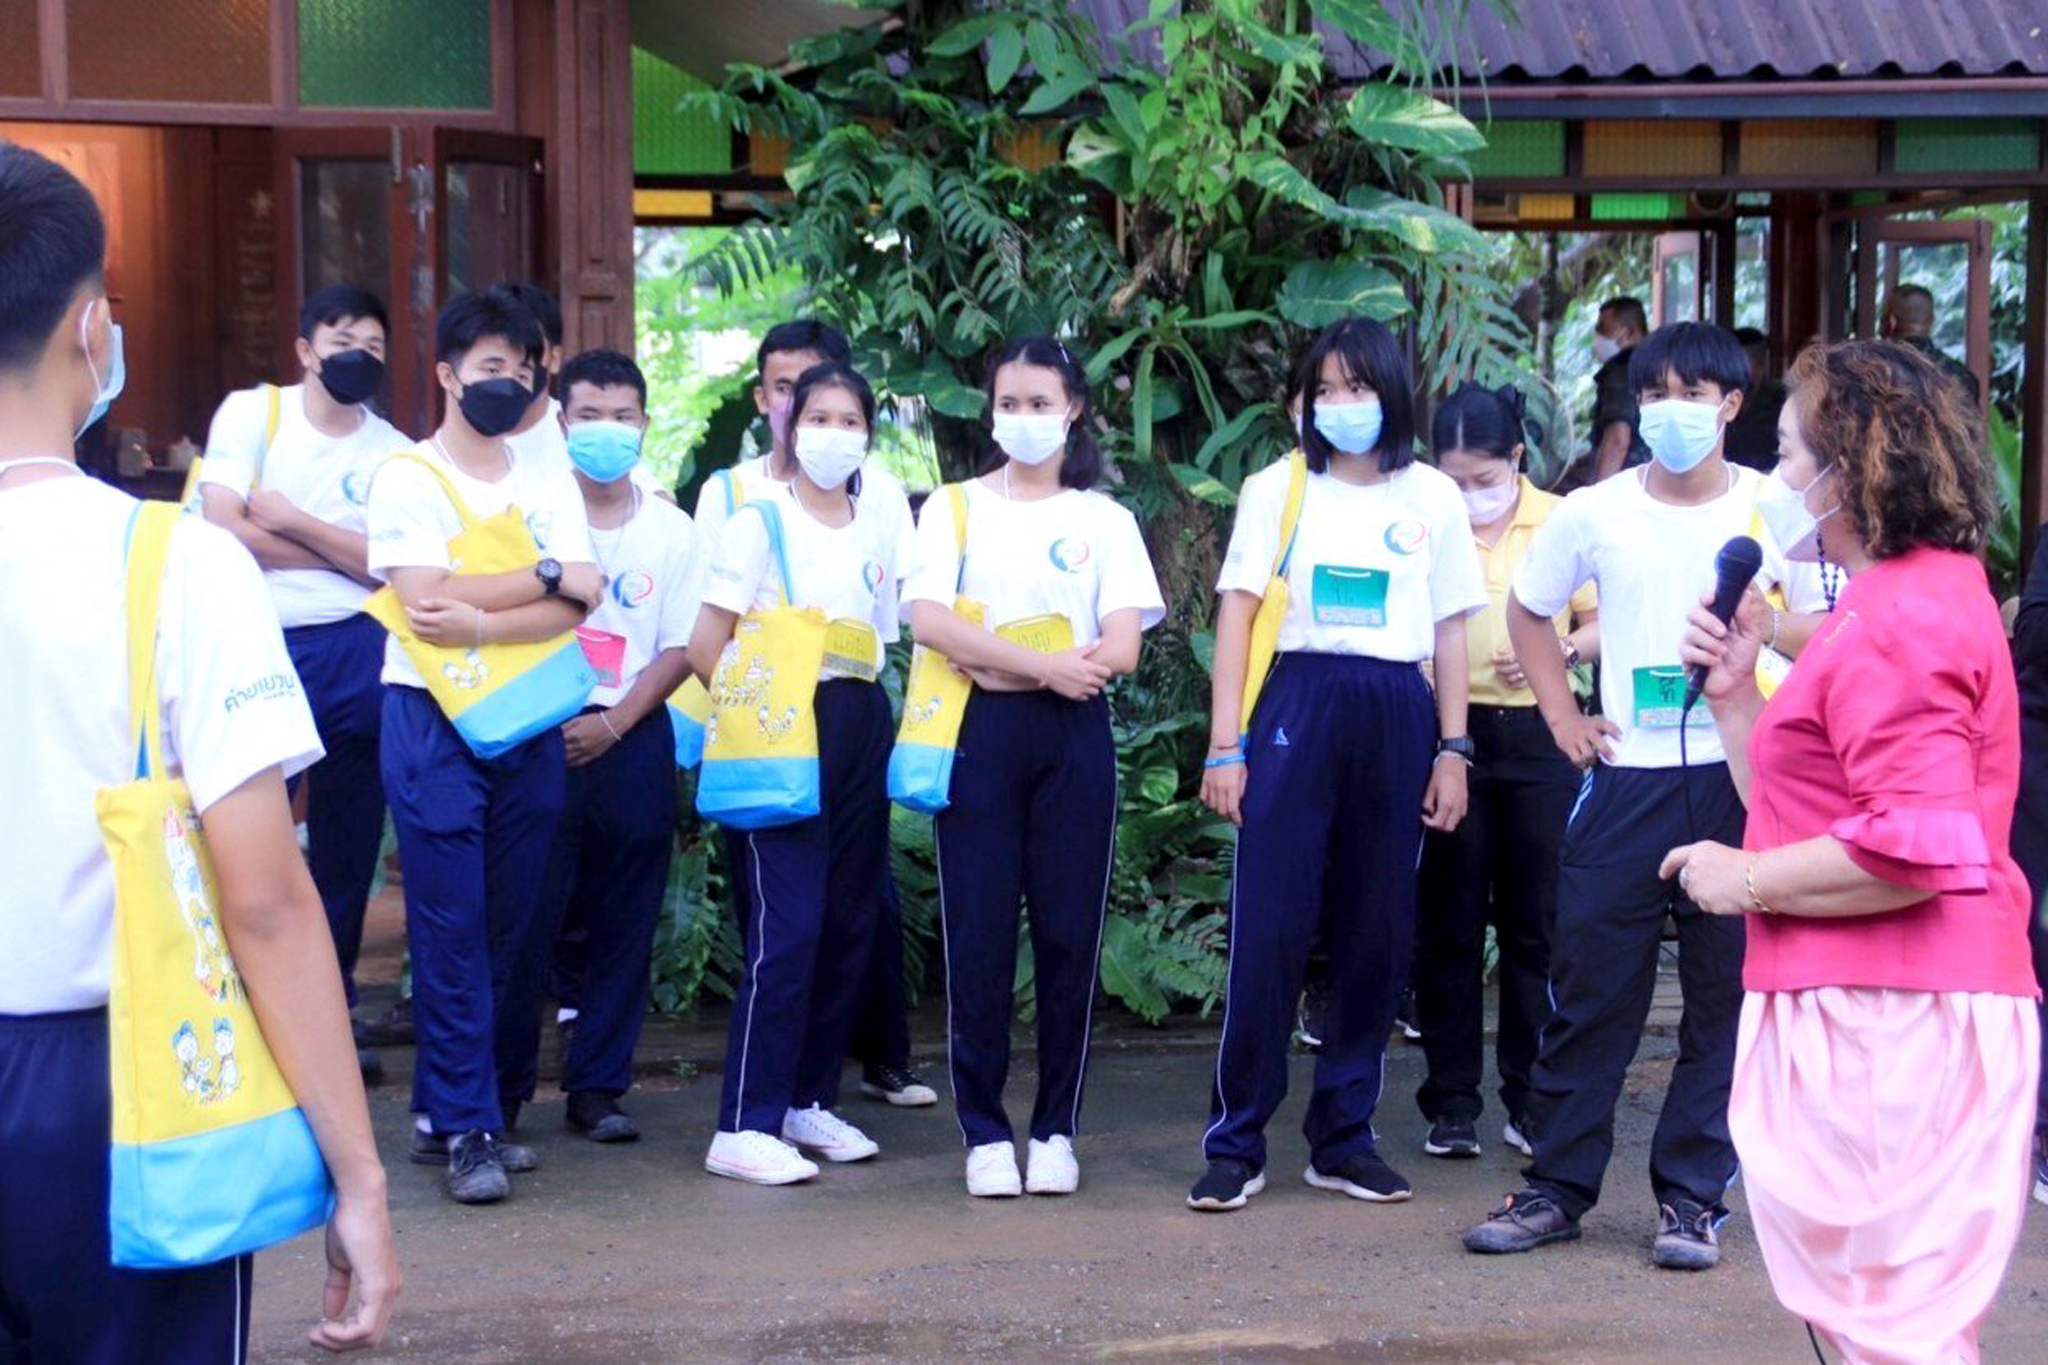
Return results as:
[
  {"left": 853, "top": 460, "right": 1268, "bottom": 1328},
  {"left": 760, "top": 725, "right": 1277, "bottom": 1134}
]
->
[{"left": 248, "top": 897, "right": 2048, "bottom": 1364}]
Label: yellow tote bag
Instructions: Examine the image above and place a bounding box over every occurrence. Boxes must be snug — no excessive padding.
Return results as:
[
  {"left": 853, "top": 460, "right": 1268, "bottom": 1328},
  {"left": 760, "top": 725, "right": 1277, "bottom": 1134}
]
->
[
  {"left": 362, "top": 451, "right": 596, "bottom": 758},
  {"left": 99, "top": 501, "right": 332, "bottom": 1269},
  {"left": 1237, "top": 450, "right": 1308, "bottom": 736},
  {"left": 695, "top": 501, "right": 830, "bottom": 828},
  {"left": 888, "top": 484, "right": 980, "bottom": 813},
  {"left": 180, "top": 383, "right": 279, "bottom": 516}
]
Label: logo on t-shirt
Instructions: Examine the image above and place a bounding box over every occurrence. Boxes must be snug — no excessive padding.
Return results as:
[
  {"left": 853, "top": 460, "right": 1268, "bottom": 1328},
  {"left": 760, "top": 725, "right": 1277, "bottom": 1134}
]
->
[
  {"left": 862, "top": 561, "right": 885, "bottom": 594},
  {"left": 1047, "top": 538, "right": 1093, "bottom": 574},
  {"left": 611, "top": 570, "right": 655, "bottom": 609},
  {"left": 1383, "top": 519, "right": 1428, "bottom": 556},
  {"left": 341, "top": 469, "right": 371, "bottom": 506},
  {"left": 526, "top": 510, "right": 555, "bottom": 549}
]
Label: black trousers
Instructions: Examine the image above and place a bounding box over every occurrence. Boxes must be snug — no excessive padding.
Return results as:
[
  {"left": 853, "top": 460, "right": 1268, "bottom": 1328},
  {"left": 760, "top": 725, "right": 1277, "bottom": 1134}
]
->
[
  {"left": 1525, "top": 762, "right": 1747, "bottom": 1221},
  {"left": 1414, "top": 704, "right": 1576, "bottom": 1126},
  {"left": 2007, "top": 741, "right": 2048, "bottom": 1138}
]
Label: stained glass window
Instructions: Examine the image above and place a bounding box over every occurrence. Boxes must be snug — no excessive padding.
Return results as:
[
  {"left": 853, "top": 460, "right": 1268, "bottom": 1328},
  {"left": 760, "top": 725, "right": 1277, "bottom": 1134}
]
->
[{"left": 300, "top": 0, "right": 492, "bottom": 111}]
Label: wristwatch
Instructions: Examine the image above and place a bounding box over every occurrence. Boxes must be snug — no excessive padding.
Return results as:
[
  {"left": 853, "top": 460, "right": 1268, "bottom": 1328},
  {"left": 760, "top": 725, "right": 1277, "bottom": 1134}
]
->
[
  {"left": 1436, "top": 736, "right": 1477, "bottom": 762},
  {"left": 535, "top": 557, "right": 564, "bottom": 597},
  {"left": 1561, "top": 638, "right": 1582, "bottom": 668}
]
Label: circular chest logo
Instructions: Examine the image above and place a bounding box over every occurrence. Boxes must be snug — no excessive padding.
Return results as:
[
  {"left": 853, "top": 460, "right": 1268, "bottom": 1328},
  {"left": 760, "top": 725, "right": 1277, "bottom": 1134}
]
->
[
  {"left": 862, "top": 561, "right": 886, "bottom": 594},
  {"left": 1047, "top": 538, "right": 1093, "bottom": 574},
  {"left": 341, "top": 470, "right": 371, "bottom": 506},
  {"left": 611, "top": 570, "right": 655, "bottom": 608},
  {"left": 1383, "top": 519, "right": 1428, "bottom": 556},
  {"left": 526, "top": 510, "right": 554, "bottom": 547}
]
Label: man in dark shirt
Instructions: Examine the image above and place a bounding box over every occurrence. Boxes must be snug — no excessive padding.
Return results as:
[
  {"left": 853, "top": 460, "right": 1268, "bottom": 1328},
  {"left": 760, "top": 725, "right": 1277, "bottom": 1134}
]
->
[
  {"left": 1881, "top": 284, "right": 1981, "bottom": 404},
  {"left": 2006, "top": 531, "right": 2048, "bottom": 1206},
  {"left": 1722, "top": 327, "right": 1786, "bottom": 471},
  {"left": 1589, "top": 296, "right": 1648, "bottom": 481}
]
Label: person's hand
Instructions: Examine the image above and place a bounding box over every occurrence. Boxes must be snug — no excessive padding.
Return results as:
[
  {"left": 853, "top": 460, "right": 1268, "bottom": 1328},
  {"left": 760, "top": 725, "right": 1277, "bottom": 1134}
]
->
[
  {"left": 1491, "top": 644, "right": 1528, "bottom": 691},
  {"left": 246, "top": 489, "right": 304, "bottom": 535},
  {"left": 562, "top": 712, "right": 619, "bottom": 767},
  {"left": 1040, "top": 645, "right": 1113, "bottom": 702},
  {"left": 1658, "top": 840, "right": 1750, "bottom": 916},
  {"left": 1201, "top": 750, "right": 1247, "bottom": 827},
  {"left": 308, "top": 1187, "right": 400, "bottom": 1352},
  {"left": 559, "top": 563, "right": 606, "bottom": 610},
  {"left": 1422, "top": 755, "right": 1469, "bottom": 832},
  {"left": 1680, "top": 586, "right": 1769, "bottom": 707},
  {"left": 407, "top": 598, "right": 483, "bottom": 647},
  {"left": 1548, "top": 710, "right": 1620, "bottom": 768}
]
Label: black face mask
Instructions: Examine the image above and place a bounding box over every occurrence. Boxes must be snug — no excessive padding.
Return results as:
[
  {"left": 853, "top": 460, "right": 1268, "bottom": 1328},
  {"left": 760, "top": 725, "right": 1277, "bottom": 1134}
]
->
[
  {"left": 456, "top": 377, "right": 531, "bottom": 438},
  {"left": 316, "top": 348, "right": 384, "bottom": 406}
]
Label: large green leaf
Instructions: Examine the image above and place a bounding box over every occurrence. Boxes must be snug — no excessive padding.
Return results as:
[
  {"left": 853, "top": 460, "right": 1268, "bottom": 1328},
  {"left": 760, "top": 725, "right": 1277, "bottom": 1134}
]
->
[
  {"left": 1020, "top": 68, "right": 1095, "bottom": 117},
  {"left": 1312, "top": 0, "right": 1422, "bottom": 69},
  {"left": 1342, "top": 185, "right": 1493, "bottom": 257},
  {"left": 927, "top": 14, "right": 1008, "bottom": 57},
  {"left": 1098, "top": 915, "right": 1171, "bottom": 1024},
  {"left": 986, "top": 26, "right": 1025, "bottom": 94},
  {"left": 1345, "top": 84, "right": 1485, "bottom": 156},
  {"left": 1275, "top": 259, "right": 1407, "bottom": 328},
  {"left": 1170, "top": 463, "right": 1238, "bottom": 505}
]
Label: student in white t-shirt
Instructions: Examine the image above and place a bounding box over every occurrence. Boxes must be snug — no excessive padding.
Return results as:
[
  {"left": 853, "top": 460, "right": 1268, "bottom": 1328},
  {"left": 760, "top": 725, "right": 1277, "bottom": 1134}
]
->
[
  {"left": 199, "top": 283, "right": 410, "bottom": 1079},
  {"left": 364, "top": 287, "right": 600, "bottom": 1206},
  {"left": 904, "top": 336, "right": 1166, "bottom": 1200},
  {"left": 495, "top": 349, "right": 700, "bottom": 1146},
  {"left": 693, "top": 320, "right": 937, "bottom": 1110},
  {"left": 1189, "top": 317, "right": 1486, "bottom": 1215},
  {"left": 688, "top": 361, "right": 914, "bottom": 1187},
  {"left": 0, "top": 141, "right": 395, "bottom": 1358},
  {"left": 1462, "top": 320, "right": 1825, "bottom": 1268}
]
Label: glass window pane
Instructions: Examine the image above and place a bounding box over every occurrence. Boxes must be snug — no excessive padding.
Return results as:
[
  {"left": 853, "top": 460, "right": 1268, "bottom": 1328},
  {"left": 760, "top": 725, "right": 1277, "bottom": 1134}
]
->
[
  {"left": 1888, "top": 242, "right": 1970, "bottom": 358},
  {"left": 301, "top": 160, "right": 391, "bottom": 304},
  {"left": 0, "top": 0, "right": 37, "bottom": 99},
  {"left": 1662, "top": 254, "right": 1698, "bottom": 324},
  {"left": 300, "top": 0, "right": 491, "bottom": 110},
  {"left": 1735, "top": 218, "right": 1769, "bottom": 333},
  {"left": 69, "top": 0, "right": 269, "bottom": 105},
  {"left": 445, "top": 161, "right": 534, "bottom": 300}
]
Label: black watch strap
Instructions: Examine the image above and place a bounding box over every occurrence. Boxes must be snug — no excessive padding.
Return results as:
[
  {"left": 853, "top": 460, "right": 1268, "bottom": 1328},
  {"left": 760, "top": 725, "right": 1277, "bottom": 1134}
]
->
[{"left": 1437, "top": 735, "right": 1477, "bottom": 761}]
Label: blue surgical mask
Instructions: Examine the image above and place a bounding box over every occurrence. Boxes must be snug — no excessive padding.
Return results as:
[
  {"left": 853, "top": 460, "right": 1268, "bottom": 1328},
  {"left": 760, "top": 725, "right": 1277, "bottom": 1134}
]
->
[
  {"left": 1313, "top": 399, "right": 1383, "bottom": 456},
  {"left": 566, "top": 420, "right": 644, "bottom": 483},
  {"left": 78, "top": 301, "right": 126, "bottom": 440},
  {"left": 1638, "top": 397, "right": 1725, "bottom": 475}
]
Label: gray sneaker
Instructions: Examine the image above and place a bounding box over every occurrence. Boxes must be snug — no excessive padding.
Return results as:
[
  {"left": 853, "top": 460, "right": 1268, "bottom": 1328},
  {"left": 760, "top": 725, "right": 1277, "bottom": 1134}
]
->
[
  {"left": 412, "top": 1125, "right": 538, "bottom": 1173},
  {"left": 1462, "top": 1190, "right": 1582, "bottom": 1254},
  {"left": 445, "top": 1130, "right": 511, "bottom": 1205},
  {"left": 1652, "top": 1200, "right": 1721, "bottom": 1270}
]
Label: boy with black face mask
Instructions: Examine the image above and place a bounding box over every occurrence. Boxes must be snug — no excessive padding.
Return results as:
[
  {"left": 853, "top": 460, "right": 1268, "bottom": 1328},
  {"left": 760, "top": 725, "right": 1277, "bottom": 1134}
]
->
[{"left": 199, "top": 283, "right": 411, "bottom": 1081}]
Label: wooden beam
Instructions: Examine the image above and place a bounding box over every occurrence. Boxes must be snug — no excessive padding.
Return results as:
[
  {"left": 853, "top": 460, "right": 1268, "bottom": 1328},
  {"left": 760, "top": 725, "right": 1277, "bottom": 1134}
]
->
[{"left": 2022, "top": 188, "right": 2048, "bottom": 569}]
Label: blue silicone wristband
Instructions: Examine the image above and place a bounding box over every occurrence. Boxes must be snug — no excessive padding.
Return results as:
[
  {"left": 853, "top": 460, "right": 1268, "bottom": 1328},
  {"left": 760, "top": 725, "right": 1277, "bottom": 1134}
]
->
[{"left": 1203, "top": 753, "right": 1246, "bottom": 770}]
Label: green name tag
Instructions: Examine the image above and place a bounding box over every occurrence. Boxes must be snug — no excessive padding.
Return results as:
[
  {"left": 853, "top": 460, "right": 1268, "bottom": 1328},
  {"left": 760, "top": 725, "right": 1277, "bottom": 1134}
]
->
[
  {"left": 1631, "top": 665, "right": 1713, "bottom": 730},
  {"left": 1311, "top": 564, "right": 1390, "bottom": 628}
]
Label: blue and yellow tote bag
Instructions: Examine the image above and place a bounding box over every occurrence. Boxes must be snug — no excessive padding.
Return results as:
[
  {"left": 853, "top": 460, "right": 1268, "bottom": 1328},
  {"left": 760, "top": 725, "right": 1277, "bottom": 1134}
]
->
[{"left": 888, "top": 484, "right": 980, "bottom": 814}]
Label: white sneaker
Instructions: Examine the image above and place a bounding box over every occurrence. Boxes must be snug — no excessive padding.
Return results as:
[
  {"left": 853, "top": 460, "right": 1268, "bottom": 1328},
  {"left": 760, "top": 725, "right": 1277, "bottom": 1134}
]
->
[
  {"left": 705, "top": 1129, "right": 819, "bottom": 1185},
  {"left": 1502, "top": 1119, "right": 1534, "bottom": 1158},
  {"left": 1025, "top": 1135, "right": 1079, "bottom": 1195},
  {"left": 781, "top": 1104, "right": 879, "bottom": 1162},
  {"left": 965, "top": 1141, "right": 1022, "bottom": 1197}
]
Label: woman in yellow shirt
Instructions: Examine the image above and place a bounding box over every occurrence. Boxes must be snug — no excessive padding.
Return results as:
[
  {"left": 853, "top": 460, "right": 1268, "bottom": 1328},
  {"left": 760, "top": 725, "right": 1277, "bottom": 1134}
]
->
[{"left": 1414, "top": 383, "right": 1599, "bottom": 1161}]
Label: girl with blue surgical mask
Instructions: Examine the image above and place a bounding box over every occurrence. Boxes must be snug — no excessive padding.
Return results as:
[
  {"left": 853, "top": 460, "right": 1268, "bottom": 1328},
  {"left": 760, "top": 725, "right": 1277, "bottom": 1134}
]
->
[
  {"left": 687, "top": 362, "right": 913, "bottom": 1188},
  {"left": 1191, "top": 316, "right": 1487, "bottom": 1214}
]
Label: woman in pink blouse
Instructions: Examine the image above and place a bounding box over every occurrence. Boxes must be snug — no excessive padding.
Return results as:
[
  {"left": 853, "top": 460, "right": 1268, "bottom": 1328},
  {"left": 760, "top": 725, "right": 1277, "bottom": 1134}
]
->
[{"left": 1665, "top": 339, "right": 2037, "bottom": 1365}]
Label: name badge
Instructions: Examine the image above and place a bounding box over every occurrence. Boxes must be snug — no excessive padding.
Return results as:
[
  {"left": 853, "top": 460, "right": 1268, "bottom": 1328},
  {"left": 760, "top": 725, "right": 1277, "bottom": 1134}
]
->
[
  {"left": 823, "top": 617, "right": 881, "bottom": 681},
  {"left": 1311, "top": 565, "right": 1390, "bottom": 628},
  {"left": 995, "top": 613, "right": 1075, "bottom": 655},
  {"left": 573, "top": 627, "right": 627, "bottom": 689},
  {"left": 1630, "top": 665, "right": 1713, "bottom": 730}
]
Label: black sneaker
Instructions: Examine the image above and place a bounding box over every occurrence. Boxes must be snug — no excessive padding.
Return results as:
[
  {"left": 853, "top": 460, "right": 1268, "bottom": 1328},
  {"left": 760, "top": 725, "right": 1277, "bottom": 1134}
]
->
[
  {"left": 357, "top": 1048, "right": 385, "bottom": 1086},
  {"left": 1652, "top": 1199, "right": 1721, "bottom": 1271},
  {"left": 445, "top": 1130, "right": 510, "bottom": 1205},
  {"left": 1462, "top": 1190, "right": 1582, "bottom": 1254},
  {"left": 566, "top": 1091, "right": 640, "bottom": 1143},
  {"left": 859, "top": 1063, "right": 939, "bottom": 1108},
  {"left": 410, "top": 1125, "right": 538, "bottom": 1173},
  {"left": 1186, "top": 1159, "right": 1266, "bottom": 1212},
  {"left": 1394, "top": 988, "right": 1422, "bottom": 1042},
  {"left": 1305, "top": 1151, "right": 1413, "bottom": 1202},
  {"left": 1423, "top": 1117, "right": 1481, "bottom": 1159},
  {"left": 357, "top": 998, "right": 415, "bottom": 1047},
  {"left": 2033, "top": 1132, "right": 2048, "bottom": 1208}
]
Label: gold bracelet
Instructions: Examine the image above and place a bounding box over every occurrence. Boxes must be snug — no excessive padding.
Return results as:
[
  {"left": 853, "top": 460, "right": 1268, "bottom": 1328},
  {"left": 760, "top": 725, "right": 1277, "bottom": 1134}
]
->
[{"left": 1744, "top": 856, "right": 1776, "bottom": 915}]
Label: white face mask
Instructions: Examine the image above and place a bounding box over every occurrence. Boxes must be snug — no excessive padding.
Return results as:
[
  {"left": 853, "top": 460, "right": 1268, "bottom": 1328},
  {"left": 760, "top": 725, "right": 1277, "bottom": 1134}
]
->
[
  {"left": 792, "top": 425, "right": 868, "bottom": 489},
  {"left": 1591, "top": 334, "right": 1622, "bottom": 364},
  {"left": 1462, "top": 472, "right": 1520, "bottom": 525},
  {"left": 991, "top": 412, "right": 1069, "bottom": 466},
  {"left": 1638, "top": 397, "right": 1726, "bottom": 475},
  {"left": 1757, "top": 465, "right": 1838, "bottom": 564}
]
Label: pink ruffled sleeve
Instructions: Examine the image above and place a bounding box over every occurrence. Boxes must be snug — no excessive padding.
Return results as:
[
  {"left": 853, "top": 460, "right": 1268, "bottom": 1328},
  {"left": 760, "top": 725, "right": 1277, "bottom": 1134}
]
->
[{"left": 1821, "top": 593, "right": 1997, "bottom": 894}]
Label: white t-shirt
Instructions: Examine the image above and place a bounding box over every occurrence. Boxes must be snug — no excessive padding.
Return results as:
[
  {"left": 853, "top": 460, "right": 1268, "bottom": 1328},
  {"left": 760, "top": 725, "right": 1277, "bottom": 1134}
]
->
[
  {"left": 0, "top": 476, "right": 323, "bottom": 1014},
  {"left": 693, "top": 453, "right": 918, "bottom": 644},
  {"left": 579, "top": 493, "right": 703, "bottom": 707},
  {"left": 364, "top": 440, "right": 597, "bottom": 689},
  {"left": 1513, "top": 463, "right": 1794, "bottom": 769},
  {"left": 1217, "top": 460, "right": 1486, "bottom": 662},
  {"left": 509, "top": 396, "right": 663, "bottom": 497},
  {"left": 199, "top": 383, "right": 410, "bottom": 628},
  {"left": 902, "top": 479, "right": 1167, "bottom": 645},
  {"left": 700, "top": 479, "right": 913, "bottom": 678}
]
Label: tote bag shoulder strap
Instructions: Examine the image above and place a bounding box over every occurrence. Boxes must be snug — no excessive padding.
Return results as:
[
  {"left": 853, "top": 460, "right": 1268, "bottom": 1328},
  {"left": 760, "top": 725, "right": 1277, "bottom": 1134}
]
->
[
  {"left": 719, "top": 467, "right": 747, "bottom": 515},
  {"left": 122, "top": 501, "right": 181, "bottom": 781},
  {"left": 249, "top": 383, "right": 281, "bottom": 493},
  {"left": 378, "top": 450, "right": 482, "bottom": 531},
  {"left": 944, "top": 482, "right": 969, "bottom": 591},
  {"left": 1274, "top": 450, "right": 1307, "bottom": 577},
  {"left": 733, "top": 499, "right": 796, "bottom": 606}
]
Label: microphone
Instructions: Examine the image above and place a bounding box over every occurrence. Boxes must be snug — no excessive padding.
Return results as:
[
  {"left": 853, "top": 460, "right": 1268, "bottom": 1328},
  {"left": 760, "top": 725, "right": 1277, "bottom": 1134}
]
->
[{"left": 1684, "top": 535, "right": 1764, "bottom": 714}]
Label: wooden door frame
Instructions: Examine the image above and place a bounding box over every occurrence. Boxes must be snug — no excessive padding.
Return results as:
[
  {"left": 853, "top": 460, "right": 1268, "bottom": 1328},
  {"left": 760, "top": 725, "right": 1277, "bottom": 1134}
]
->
[{"left": 1853, "top": 216, "right": 1995, "bottom": 405}]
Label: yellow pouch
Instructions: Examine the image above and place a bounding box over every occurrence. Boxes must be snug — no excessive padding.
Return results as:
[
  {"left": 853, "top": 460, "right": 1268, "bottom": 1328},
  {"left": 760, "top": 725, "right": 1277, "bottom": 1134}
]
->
[
  {"left": 100, "top": 501, "right": 332, "bottom": 1268},
  {"left": 1238, "top": 450, "right": 1308, "bottom": 735},
  {"left": 995, "top": 612, "right": 1075, "bottom": 655},
  {"left": 362, "top": 451, "right": 595, "bottom": 758},
  {"left": 824, "top": 617, "right": 883, "bottom": 681},
  {"left": 889, "top": 484, "right": 979, "bottom": 814}
]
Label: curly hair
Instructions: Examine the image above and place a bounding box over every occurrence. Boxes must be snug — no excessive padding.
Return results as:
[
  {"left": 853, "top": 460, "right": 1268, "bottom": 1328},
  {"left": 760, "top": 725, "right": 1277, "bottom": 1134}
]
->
[{"left": 1785, "top": 339, "right": 1998, "bottom": 559}]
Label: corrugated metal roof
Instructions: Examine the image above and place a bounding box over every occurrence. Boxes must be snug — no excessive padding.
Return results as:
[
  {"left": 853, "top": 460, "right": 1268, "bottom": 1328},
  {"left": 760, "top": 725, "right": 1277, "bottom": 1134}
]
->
[{"left": 1073, "top": 0, "right": 2048, "bottom": 82}]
